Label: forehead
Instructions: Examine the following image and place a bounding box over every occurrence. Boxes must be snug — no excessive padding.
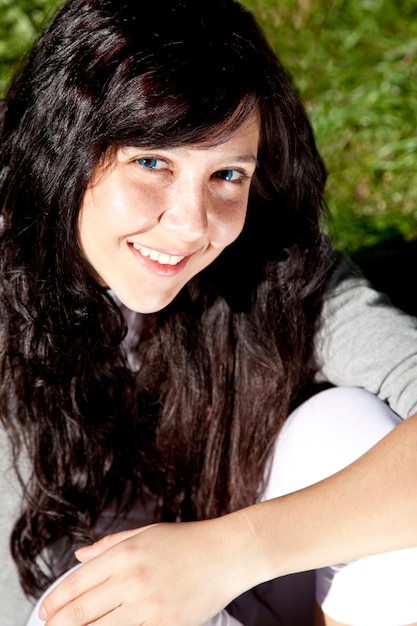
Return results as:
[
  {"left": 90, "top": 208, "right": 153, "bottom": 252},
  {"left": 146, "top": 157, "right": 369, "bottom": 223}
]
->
[
  {"left": 189, "top": 111, "right": 260, "bottom": 150},
  {"left": 99, "top": 110, "right": 260, "bottom": 168},
  {"left": 142, "top": 106, "right": 259, "bottom": 149}
]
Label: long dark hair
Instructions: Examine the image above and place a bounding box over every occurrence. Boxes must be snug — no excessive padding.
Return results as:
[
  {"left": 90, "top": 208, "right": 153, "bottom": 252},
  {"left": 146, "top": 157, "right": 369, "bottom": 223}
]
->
[{"left": 0, "top": 0, "right": 332, "bottom": 598}]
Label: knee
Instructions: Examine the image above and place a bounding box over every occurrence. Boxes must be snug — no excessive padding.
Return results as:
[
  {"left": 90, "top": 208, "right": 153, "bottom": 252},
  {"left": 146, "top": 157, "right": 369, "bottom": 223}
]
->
[
  {"left": 288, "top": 387, "right": 401, "bottom": 446},
  {"left": 263, "top": 387, "right": 402, "bottom": 499},
  {"left": 317, "top": 547, "right": 417, "bottom": 625}
]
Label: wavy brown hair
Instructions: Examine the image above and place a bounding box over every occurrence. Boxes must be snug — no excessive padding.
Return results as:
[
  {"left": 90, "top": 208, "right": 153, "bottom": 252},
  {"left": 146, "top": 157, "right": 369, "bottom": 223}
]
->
[{"left": 0, "top": 0, "right": 333, "bottom": 597}]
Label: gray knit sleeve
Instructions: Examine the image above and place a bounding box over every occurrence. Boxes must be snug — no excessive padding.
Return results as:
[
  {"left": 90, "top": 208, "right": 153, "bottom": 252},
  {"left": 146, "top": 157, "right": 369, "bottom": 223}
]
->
[{"left": 315, "top": 253, "right": 417, "bottom": 418}]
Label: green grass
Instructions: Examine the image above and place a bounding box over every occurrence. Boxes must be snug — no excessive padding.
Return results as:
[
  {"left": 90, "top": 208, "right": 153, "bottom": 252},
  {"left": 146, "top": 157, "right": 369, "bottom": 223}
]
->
[
  {"left": 0, "top": 0, "right": 60, "bottom": 89},
  {"left": 1, "top": 0, "right": 416, "bottom": 254},
  {"left": 242, "top": 0, "right": 417, "bottom": 253}
]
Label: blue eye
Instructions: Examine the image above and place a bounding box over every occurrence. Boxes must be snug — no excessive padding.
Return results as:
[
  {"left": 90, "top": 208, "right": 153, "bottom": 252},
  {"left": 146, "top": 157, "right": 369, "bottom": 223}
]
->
[
  {"left": 215, "top": 169, "right": 241, "bottom": 181},
  {"left": 137, "top": 157, "right": 163, "bottom": 170}
]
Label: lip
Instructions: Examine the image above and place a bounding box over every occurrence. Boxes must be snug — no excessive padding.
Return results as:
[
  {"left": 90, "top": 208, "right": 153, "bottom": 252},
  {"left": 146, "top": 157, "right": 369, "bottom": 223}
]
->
[{"left": 128, "top": 242, "right": 190, "bottom": 276}]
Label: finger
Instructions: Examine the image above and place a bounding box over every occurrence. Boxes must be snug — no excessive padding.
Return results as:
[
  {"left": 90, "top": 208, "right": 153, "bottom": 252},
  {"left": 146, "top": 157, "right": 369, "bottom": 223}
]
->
[
  {"left": 40, "top": 561, "right": 109, "bottom": 620},
  {"left": 44, "top": 577, "right": 122, "bottom": 626},
  {"left": 75, "top": 524, "right": 161, "bottom": 562}
]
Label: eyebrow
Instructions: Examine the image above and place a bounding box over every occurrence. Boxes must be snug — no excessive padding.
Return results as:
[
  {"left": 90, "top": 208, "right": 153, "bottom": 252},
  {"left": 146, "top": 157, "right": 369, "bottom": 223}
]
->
[{"left": 230, "top": 155, "right": 259, "bottom": 166}]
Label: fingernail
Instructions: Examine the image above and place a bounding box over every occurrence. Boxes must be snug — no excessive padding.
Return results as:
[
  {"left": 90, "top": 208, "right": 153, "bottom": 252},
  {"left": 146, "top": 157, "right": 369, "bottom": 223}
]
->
[
  {"left": 74, "top": 544, "right": 93, "bottom": 560},
  {"left": 38, "top": 605, "right": 48, "bottom": 620}
]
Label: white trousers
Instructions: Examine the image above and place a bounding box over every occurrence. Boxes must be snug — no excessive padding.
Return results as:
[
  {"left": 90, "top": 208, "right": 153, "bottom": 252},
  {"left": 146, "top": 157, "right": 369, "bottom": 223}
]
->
[
  {"left": 260, "top": 386, "right": 417, "bottom": 626},
  {"left": 27, "top": 387, "right": 417, "bottom": 626}
]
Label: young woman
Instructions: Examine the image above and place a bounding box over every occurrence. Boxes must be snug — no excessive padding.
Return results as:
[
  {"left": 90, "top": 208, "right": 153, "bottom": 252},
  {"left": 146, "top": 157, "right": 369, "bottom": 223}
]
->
[{"left": 1, "top": 1, "right": 417, "bottom": 625}]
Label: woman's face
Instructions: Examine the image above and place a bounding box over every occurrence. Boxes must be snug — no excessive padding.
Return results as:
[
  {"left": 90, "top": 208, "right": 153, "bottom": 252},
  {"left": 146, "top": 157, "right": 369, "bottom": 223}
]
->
[{"left": 78, "top": 114, "right": 259, "bottom": 313}]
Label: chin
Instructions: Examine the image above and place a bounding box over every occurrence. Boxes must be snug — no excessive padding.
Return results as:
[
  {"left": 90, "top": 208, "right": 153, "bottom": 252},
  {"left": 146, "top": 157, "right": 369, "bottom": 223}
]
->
[{"left": 117, "top": 291, "right": 181, "bottom": 314}]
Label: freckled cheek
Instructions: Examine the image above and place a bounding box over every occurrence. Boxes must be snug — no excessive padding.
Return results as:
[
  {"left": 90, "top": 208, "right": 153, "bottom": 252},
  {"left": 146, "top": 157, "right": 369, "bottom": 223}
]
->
[
  {"left": 210, "top": 202, "right": 248, "bottom": 246},
  {"left": 113, "top": 185, "right": 164, "bottom": 226}
]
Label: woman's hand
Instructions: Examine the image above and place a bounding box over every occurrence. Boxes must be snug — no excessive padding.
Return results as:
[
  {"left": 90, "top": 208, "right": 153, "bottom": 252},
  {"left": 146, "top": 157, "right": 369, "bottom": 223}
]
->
[{"left": 39, "top": 514, "right": 260, "bottom": 625}]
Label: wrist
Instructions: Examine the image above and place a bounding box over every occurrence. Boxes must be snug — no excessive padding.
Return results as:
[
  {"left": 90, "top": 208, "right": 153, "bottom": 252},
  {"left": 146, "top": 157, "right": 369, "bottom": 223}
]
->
[
  {"left": 222, "top": 497, "right": 307, "bottom": 586},
  {"left": 208, "top": 505, "right": 277, "bottom": 599}
]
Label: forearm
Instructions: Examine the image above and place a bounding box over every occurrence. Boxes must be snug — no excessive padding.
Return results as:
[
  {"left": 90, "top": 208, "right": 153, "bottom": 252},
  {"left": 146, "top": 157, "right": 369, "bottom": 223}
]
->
[{"left": 234, "top": 412, "right": 417, "bottom": 587}]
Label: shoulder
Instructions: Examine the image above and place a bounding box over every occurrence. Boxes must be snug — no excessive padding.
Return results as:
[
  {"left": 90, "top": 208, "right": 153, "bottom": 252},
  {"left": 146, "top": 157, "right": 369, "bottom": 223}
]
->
[{"left": 316, "top": 253, "right": 417, "bottom": 418}]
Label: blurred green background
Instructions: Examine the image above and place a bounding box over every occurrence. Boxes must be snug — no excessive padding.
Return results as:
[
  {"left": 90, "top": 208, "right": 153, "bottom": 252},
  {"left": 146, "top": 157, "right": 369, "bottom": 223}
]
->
[
  {"left": 245, "top": 0, "right": 417, "bottom": 251},
  {"left": 1, "top": 0, "right": 417, "bottom": 310}
]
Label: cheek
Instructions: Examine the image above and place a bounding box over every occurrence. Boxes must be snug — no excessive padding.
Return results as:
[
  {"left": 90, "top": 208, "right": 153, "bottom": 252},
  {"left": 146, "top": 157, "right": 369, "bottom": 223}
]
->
[
  {"left": 77, "top": 184, "right": 135, "bottom": 247},
  {"left": 213, "top": 200, "right": 248, "bottom": 246}
]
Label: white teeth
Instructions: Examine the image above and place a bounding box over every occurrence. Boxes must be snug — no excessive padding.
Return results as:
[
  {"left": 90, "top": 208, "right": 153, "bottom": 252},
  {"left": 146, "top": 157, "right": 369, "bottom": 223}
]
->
[
  {"left": 132, "top": 243, "right": 184, "bottom": 266},
  {"left": 158, "top": 253, "right": 171, "bottom": 264},
  {"left": 136, "top": 245, "right": 151, "bottom": 257}
]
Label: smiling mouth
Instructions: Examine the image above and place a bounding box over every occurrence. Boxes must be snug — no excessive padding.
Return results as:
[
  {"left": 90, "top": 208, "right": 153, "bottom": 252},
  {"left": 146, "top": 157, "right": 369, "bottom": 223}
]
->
[{"left": 132, "top": 243, "right": 185, "bottom": 266}]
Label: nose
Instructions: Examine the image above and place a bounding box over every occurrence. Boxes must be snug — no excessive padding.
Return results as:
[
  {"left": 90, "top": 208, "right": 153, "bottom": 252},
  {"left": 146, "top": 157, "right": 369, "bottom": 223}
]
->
[{"left": 160, "top": 174, "right": 209, "bottom": 242}]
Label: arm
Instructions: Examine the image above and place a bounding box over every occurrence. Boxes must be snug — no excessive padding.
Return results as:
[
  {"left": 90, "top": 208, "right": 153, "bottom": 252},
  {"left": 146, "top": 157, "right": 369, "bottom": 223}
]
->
[
  {"left": 315, "top": 253, "right": 417, "bottom": 418},
  {"left": 246, "top": 411, "right": 417, "bottom": 578},
  {"left": 40, "top": 412, "right": 417, "bottom": 625}
]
